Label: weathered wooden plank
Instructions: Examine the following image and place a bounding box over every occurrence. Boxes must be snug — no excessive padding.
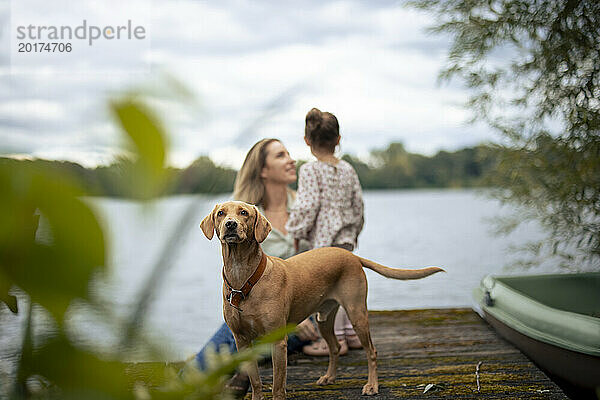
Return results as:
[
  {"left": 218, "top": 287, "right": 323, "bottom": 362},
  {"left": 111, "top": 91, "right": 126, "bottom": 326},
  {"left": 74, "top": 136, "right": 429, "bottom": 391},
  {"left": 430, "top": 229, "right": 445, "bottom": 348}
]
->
[
  {"left": 255, "top": 309, "right": 567, "bottom": 399},
  {"left": 124, "top": 308, "right": 568, "bottom": 399}
]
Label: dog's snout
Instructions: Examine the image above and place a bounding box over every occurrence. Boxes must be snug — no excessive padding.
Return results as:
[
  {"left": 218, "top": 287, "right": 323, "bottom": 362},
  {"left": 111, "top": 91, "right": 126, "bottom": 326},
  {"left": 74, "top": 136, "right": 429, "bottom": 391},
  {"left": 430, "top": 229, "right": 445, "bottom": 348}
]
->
[{"left": 225, "top": 220, "right": 238, "bottom": 230}]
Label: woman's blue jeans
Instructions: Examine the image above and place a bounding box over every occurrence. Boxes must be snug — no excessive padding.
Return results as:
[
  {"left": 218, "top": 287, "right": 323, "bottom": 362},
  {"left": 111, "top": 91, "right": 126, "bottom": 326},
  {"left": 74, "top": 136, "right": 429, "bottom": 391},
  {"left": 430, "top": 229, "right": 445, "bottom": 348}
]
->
[{"left": 195, "top": 322, "right": 308, "bottom": 370}]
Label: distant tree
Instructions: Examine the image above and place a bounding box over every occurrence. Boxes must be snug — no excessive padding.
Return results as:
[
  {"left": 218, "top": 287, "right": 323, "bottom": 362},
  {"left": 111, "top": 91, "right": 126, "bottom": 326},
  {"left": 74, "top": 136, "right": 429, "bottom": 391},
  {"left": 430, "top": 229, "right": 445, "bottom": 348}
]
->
[
  {"left": 342, "top": 143, "right": 495, "bottom": 189},
  {"left": 91, "top": 156, "right": 177, "bottom": 198},
  {"left": 341, "top": 154, "right": 370, "bottom": 180},
  {"left": 2, "top": 143, "right": 496, "bottom": 198},
  {"left": 369, "top": 142, "right": 416, "bottom": 188},
  {"left": 410, "top": 0, "right": 600, "bottom": 268},
  {"left": 176, "top": 156, "right": 236, "bottom": 194}
]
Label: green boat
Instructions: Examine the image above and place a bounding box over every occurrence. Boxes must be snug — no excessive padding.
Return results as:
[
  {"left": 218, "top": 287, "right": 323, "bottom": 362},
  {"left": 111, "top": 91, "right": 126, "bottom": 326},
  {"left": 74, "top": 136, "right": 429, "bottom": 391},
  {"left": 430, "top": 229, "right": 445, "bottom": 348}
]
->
[{"left": 473, "top": 273, "right": 600, "bottom": 392}]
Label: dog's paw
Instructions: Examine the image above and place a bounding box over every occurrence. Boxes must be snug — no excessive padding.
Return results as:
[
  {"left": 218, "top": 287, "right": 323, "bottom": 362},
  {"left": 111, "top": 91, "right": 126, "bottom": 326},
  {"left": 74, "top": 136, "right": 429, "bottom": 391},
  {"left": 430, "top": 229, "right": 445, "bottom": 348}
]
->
[
  {"left": 361, "top": 383, "right": 379, "bottom": 395},
  {"left": 316, "top": 375, "right": 336, "bottom": 385},
  {"left": 250, "top": 390, "right": 264, "bottom": 400}
]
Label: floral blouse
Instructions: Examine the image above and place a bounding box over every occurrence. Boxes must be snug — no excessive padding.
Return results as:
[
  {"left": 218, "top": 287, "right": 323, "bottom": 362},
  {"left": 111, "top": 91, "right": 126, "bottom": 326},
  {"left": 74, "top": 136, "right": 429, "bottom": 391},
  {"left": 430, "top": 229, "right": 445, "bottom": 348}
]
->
[
  {"left": 257, "top": 192, "right": 310, "bottom": 259},
  {"left": 285, "top": 160, "right": 364, "bottom": 249}
]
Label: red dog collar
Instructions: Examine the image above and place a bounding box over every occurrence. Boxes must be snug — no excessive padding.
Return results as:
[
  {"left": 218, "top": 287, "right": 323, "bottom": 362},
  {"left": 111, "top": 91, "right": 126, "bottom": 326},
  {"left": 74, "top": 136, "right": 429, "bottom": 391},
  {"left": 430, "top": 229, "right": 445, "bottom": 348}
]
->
[{"left": 222, "top": 252, "right": 267, "bottom": 311}]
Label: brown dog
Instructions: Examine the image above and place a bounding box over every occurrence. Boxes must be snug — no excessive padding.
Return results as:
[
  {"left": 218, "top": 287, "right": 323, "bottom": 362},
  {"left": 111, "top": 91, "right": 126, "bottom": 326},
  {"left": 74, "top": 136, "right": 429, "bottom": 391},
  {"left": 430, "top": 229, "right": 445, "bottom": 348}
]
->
[{"left": 200, "top": 201, "right": 443, "bottom": 400}]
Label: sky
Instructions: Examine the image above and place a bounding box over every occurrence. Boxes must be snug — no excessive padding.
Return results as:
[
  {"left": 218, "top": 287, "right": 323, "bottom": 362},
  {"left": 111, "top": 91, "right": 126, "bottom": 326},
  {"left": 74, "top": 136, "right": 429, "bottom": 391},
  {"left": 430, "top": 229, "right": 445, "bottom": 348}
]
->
[{"left": 0, "top": 0, "right": 493, "bottom": 169}]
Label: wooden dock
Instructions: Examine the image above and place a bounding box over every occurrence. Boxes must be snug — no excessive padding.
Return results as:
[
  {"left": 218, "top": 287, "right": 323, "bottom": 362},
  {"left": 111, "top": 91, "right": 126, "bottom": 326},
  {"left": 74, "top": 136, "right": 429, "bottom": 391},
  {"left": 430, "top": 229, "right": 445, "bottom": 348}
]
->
[
  {"left": 125, "top": 308, "right": 569, "bottom": 399},
  {"left": 256, "top": 308, "right": 568, "bottom": 399}
]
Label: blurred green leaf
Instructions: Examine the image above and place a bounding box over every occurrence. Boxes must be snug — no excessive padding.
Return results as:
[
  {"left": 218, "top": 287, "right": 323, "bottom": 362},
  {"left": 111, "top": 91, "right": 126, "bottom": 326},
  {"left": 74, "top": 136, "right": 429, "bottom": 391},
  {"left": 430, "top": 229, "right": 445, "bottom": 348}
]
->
[
  {"left": 0, "top": 163, "right": 105, "bottom": 321},
  {"left": 155, "top": 324, "right": 295, "bottom": 400},
  {"left": 11, "top": 301, "right": 33, "bottom": 398},
  {"left": 0, "top": 76, "right": 288, "bottom": 400},
  {"left": 0, "top": 274, "right": 17, "bottom": 313},
  {"left": 109, "top": 98, "right": 168, "bottom": 199},
  {"left": 23, "top": 334, "right": 132, "bottom": 399},
  {"left": 0, "top": 292, "right": 18, "bottom": 313}
]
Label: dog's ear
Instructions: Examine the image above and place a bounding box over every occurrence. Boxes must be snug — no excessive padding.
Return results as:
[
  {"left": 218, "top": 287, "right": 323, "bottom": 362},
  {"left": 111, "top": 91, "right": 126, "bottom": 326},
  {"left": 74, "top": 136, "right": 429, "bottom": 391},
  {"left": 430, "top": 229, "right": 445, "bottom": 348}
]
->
[
  {"left": 200, "top": 204, "right": 218, "bottom": 240},
  {"left": 253, "top": 205, "right": 271, "bottom": 243}
]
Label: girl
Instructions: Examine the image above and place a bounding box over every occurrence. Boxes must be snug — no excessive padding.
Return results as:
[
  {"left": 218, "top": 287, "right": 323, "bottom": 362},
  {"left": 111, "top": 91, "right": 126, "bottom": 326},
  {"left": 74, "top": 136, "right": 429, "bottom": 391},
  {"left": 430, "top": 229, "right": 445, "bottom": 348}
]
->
[{"left": 286, "top": 108, "right": 365, "bottom": 355}]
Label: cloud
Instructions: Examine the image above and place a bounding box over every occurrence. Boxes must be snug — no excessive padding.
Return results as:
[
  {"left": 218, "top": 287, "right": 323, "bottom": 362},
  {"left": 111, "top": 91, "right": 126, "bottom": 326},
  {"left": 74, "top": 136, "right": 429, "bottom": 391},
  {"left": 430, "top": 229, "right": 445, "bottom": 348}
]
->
[
  {"left": 1, "top": 0, "right": 492, "bottom": 169},
  {"left": 0, "top": 99, "right": 66, "bottom": 121}
]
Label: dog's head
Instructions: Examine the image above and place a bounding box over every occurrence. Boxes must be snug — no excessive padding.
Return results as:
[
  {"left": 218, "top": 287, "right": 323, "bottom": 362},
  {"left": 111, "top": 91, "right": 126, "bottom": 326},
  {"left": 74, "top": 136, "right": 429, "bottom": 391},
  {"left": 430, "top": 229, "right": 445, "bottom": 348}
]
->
[{"left": 200, "top": 201, "right": 271, "bottom": 244}]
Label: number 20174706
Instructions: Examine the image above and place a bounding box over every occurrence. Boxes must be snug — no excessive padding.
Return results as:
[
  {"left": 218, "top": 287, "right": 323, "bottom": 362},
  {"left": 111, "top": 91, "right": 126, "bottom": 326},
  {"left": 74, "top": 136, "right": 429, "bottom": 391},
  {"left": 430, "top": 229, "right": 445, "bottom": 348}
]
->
[{"left": 18, "top": 42, "right": 72, "bottom": 52}]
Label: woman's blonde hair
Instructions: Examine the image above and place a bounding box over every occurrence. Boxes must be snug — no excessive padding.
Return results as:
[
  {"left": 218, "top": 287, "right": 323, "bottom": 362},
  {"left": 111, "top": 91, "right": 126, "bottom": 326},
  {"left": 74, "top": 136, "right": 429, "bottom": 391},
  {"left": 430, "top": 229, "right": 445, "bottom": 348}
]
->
[{"left": 233, "top": 138, "right": 280, "bottom": 206}]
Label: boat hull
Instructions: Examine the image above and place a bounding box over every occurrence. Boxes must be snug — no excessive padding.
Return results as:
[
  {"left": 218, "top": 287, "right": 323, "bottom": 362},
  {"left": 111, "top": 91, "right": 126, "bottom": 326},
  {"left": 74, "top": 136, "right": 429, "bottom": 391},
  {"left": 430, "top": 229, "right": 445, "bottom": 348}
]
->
[
  {"left": 483, "top": 309, "right": 600, "bottom": 390},
  {"left": 474, "top": 273, "right": 600, "bottom": 391}
]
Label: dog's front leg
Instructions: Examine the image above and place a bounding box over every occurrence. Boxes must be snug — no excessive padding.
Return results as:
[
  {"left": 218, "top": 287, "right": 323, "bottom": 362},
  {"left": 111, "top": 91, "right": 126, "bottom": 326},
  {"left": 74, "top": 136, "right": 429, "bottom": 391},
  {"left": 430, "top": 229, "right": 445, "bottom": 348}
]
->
[
  {"left": 233, "top": 334, "right": 263, "bottom": 400},
  {"left": 271, "top": 337, "right": 288, "bottom": 400},
  {"left": 246, "top": 359, "right": 263, "bottom": 400}
]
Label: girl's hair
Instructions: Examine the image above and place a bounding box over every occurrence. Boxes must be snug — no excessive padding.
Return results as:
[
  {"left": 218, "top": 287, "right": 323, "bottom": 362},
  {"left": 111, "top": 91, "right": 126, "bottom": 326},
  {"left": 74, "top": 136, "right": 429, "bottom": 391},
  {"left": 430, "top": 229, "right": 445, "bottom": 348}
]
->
[
  {"left": 305, "top": 108, "right": 339, "bottom": 151},
  {"left": 234, "top": 138, "right": 289, "bottom": 206}
]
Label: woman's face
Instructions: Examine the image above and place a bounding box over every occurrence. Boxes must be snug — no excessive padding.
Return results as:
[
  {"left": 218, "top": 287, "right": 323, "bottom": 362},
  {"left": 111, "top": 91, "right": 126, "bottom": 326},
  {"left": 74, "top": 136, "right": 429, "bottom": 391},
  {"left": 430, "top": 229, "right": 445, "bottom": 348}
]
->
[{"left": 260, "top": 141, "right": 296, "bottom": 185}]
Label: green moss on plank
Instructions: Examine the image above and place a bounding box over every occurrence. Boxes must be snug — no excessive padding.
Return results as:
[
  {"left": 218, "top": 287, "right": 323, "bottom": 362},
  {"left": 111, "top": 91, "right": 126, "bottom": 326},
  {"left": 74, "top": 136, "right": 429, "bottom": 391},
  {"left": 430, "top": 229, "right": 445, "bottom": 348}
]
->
[{"left": 126, "top": 309, "right": 568, "bottom": 399}]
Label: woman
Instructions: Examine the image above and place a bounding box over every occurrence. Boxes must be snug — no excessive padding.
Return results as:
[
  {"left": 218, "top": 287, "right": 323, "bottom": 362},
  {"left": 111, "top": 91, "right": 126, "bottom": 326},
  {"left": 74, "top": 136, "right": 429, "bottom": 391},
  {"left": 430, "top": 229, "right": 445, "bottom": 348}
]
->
[
  {"left": 193, "top": 139, "right": 318, "bottom": 395},
  {"left": 233, "top": 138, "right": 300, "bottom": 259}
]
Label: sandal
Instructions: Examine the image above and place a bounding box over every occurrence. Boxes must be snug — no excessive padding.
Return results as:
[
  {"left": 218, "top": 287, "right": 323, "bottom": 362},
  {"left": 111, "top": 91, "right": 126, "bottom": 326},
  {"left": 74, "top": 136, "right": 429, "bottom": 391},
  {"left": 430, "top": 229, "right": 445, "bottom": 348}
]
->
[
  {"left": 345, "top": 333, "right": 362, "bottom": 349},
  {"left": 224, "top": 372, "right": 250, "bottom": 399},
  {"left": 302, "top": 337, "right": 348, "bottom": 357}
]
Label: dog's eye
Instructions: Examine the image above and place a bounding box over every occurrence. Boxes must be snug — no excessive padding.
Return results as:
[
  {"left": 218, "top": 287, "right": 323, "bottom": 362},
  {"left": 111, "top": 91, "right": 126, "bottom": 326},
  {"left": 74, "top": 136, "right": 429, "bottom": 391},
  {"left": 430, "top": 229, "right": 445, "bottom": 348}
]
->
[
  {"left": 217, "top": 210, "right": 224, "bottom": 217},
  {"left": 240, "top": 210, "right": 248, "bottom": 216}
]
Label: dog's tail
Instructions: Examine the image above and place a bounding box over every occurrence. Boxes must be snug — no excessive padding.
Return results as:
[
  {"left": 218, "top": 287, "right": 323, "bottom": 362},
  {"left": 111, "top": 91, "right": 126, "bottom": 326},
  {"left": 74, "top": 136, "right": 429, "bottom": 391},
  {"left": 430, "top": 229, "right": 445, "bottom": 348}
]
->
[{"left": 358, "top": 257, "right": 444, "bottom": 280}]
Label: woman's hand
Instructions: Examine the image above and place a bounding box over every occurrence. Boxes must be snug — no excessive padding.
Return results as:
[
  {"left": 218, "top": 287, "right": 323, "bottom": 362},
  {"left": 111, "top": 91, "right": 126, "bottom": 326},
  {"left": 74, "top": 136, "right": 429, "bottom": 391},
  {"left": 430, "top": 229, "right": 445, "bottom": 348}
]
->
[{"left": 295, "top": 319, "right": 319, "bottom": 342}]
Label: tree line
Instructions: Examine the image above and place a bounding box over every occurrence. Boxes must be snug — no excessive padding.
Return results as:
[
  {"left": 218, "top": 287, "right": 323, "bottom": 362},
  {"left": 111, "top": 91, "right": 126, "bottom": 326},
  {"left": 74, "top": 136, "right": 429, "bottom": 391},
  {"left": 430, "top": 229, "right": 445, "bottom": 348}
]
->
[
  {"left": 0, "top": 142, "right": 498, "bottom": 197},
  {"left": 410, "top": 0, "right": 600, "bottom": 268}
]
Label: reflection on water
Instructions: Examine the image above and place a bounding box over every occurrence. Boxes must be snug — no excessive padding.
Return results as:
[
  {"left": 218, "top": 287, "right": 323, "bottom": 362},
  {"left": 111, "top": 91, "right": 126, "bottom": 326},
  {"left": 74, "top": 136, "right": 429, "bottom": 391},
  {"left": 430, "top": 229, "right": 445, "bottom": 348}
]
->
[{"left": 1, "top": 189, "right": 553, "bottom": 386}]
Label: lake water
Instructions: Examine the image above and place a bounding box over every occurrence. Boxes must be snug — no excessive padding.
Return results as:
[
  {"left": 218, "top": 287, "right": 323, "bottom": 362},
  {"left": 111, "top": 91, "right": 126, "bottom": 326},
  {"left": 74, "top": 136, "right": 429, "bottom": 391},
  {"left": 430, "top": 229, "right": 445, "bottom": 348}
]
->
[{"left": 1, "top": 189, "right": 559, "bottom": 389}]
